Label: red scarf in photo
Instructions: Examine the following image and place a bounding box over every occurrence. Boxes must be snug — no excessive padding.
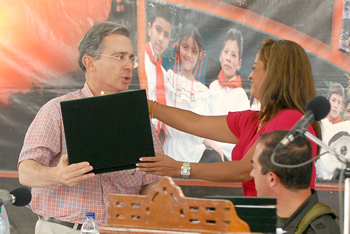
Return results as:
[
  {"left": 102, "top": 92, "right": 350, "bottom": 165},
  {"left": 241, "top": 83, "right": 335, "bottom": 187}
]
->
[
  {"left": 218, "top": 69, "right": 242, "bottom": 88},
  {"left": 145, "top": 42, "right": 166, "bottom": 137},
  {"left": 328, "top": 114, "right": 342, "bottom": 124}
]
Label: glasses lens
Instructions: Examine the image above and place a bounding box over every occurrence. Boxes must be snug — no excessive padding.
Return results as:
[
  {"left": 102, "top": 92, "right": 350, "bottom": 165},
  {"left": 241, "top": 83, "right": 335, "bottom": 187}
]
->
[{"left": 133, "top": 57, "right": 139, "bottom": 68}]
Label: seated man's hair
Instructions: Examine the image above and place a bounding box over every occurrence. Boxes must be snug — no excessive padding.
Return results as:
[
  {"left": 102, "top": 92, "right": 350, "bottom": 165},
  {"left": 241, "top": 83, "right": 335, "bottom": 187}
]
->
[{"left": 258, "top": 130, "right": 312, "bottom": 191}]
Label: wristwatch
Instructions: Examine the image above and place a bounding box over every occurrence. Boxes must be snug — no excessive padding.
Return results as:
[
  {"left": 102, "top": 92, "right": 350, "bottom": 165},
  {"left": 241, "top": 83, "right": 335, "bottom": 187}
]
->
[{"left": 181, "top": 162, "right": 191, "bottom": 178}]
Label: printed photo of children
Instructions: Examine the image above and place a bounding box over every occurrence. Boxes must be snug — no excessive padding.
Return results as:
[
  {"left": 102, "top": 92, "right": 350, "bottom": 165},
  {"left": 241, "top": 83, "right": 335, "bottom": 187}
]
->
[
  {"left": 321, "top": 83, "right": 345, "bottom": 132},
  {"left": 145, "top": 5, "right": 174, "bottom": 142},
  {"left": 164, "top": 24, "right": 224, "bottom": 163},
  {"left": 208, "top": 28, "right": 250, "bottom": 160}
]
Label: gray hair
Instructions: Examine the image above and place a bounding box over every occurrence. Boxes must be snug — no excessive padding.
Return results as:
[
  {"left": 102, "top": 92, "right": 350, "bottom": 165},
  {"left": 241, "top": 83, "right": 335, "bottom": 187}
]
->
[{"left": 77, "top": 21, "right": 130, "bottom": 73}]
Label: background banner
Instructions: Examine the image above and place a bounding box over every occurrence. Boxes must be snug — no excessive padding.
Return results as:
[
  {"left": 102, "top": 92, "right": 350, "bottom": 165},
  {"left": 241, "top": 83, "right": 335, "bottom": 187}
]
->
[{"left": 1, "top": 0, "right": 350, "bottom": 181}]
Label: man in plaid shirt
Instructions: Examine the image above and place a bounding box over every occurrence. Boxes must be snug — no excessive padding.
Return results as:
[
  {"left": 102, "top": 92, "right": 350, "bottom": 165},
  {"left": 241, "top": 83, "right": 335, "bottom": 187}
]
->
[{"left": 18, "top": 21, "right": 163, "bottom": 234}]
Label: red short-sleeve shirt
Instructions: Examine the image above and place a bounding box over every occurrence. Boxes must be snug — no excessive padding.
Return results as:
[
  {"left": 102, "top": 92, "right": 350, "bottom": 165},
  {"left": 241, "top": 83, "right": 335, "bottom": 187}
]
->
[{"left": 227, "top": 110, "right": 317, "bottom": 196}]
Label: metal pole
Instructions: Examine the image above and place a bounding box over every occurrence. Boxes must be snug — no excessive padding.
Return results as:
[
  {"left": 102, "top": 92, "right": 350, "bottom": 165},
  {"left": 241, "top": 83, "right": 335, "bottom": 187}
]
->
[
  {"left": 344, "top": 163, "right": 350, "bottom": 234},
  {"left": 304, "top": 131, "right": 341, "bottom": 159},
  {"left": 304, "top": 130, "right": 349, "bottom": 234}
]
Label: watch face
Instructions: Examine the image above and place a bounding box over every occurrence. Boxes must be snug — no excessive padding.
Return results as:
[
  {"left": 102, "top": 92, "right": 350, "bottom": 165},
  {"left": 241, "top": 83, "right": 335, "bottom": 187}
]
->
[
  {"left": 182, "top": 168, "right": 190, "bottom": 174},
  {"left": 181, "top": 163, "right": 191, "bottom": 176}
]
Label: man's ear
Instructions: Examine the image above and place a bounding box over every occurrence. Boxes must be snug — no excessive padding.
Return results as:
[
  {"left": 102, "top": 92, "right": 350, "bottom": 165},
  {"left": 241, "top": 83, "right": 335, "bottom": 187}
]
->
[
  {"left": 268, "top": 172, "right": 279, "bottom": 188},
  {"left": 82, "top": 55, "right": 96, "bottom": 73}
]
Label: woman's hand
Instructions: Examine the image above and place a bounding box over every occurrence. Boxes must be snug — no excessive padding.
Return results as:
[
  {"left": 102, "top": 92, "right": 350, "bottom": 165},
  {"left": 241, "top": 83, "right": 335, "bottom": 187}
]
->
[
  {"left": 148, "top": 100, "right": 157, "bottom": 119},
  {"left": 136, "top": 152, "right": 182, "bottom": 177},
  {"left": 147, "top": 99, "right": 154, "bottom": 112}
]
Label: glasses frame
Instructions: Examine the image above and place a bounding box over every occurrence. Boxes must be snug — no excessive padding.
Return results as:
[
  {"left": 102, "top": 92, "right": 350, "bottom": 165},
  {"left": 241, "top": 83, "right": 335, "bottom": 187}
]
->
[{"left": 96, "top": 54, "right": 139, "bottom": 69}]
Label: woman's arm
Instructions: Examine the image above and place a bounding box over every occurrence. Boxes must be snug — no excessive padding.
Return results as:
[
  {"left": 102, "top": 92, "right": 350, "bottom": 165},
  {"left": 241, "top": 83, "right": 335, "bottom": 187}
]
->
[
  {"left": 137, "top": 140, "right": 257, "bottom": 183},
  {"left": 149, "top": 100, "right": 238, "bottom": 144}
]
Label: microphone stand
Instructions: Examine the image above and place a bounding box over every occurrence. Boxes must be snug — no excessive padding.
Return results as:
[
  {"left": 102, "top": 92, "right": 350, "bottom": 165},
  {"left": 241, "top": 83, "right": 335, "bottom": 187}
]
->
[
  {"left": 303, "top": 130, "right": 349, "bottom": 234},
  {"left": 343, "top": 162, "right": 350, "bottom": 234}
]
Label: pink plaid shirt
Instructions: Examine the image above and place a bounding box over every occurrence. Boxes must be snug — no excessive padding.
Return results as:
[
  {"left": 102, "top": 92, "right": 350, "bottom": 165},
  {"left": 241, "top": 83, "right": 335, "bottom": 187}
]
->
[{"left": 18, "top": 82, "right": 163, "bottom": 225}]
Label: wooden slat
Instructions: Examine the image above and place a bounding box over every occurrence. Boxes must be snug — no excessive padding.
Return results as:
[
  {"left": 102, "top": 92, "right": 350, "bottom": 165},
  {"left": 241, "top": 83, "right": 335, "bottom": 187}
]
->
[{"left": 99, "top": 176, "right": 250, "bottom": 233}]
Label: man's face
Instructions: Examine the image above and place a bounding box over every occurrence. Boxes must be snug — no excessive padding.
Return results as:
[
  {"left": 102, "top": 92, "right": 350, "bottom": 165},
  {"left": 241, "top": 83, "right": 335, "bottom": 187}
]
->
[
  {"left": 328, "top": 93, "right": 344, "bottom": 120},
  {"left": 148, "top": 17, "right": 172, "bottom": 59},
  {"left": 219, "top": 39, "right": 242, "bottom": 80},
  {"left": 88, "top": 33, "right": 134, "bottom": 95},
  {"left": 345, "top": 103, "right": 350, "bottom": 121},
  {"left": 250, "top": 142, "right": 270, "bottom": 197}
]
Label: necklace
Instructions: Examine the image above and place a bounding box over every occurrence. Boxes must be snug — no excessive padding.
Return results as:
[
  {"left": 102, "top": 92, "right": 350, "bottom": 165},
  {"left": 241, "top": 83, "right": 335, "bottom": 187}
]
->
[{"left": 257, "top": 120, "right": 264, "bottom": 132}]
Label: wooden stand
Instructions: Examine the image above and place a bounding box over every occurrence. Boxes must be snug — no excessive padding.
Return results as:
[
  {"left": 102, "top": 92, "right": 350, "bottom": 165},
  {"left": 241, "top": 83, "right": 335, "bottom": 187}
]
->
[{"left": 99, "top": 176, "right": 250, "bottom": 233}]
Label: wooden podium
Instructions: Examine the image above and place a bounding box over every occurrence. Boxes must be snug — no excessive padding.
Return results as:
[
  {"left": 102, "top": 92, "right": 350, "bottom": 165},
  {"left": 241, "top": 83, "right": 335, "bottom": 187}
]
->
[{"left": 99, "top": 177, "right": 251, "bottom": 234}]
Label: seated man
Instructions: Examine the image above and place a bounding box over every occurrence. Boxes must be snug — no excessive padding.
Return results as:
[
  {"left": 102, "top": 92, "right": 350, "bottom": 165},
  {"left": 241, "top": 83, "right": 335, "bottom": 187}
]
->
[
  {"left": 18, "top": 21, "right": 162, "bottom": 234},
  {"left": 250, "top": 130, "right": 340, "bottom": 233}
]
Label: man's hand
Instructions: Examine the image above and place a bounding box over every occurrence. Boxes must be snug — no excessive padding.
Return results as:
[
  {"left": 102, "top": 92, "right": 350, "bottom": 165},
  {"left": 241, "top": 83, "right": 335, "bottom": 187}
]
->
[
  {"left": 52, "top": 154, "right": 95, "bottom": 187},
  {"left": 19, "top": 155, "right": 95, "bottom": 188},
  {"left": 139, "top": 181, "right": 159, "bottom": 195}
]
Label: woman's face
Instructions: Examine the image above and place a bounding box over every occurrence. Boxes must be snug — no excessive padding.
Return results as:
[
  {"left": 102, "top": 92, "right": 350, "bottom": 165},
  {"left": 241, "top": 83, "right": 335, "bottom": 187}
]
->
[
  {"left": 179, "top": 36, "right": 199, "bottom": 76},
  {"left": 249, "top": 52, "right": 266, "bottom": 100}
]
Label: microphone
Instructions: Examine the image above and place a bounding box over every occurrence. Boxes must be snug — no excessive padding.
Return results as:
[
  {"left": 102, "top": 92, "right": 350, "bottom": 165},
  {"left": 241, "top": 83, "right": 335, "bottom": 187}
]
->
[
  {"left": 0, "top": 187, "right": 32, "bottom": 207},
  {"left": 273, "top": 96, "right": 330, "bottom": 153}
]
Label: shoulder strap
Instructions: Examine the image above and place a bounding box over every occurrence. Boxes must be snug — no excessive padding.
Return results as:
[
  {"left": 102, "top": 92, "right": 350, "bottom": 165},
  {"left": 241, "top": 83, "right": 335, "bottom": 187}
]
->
[{"left": 294, "top": 202, "right": 339, "bottom": 234}]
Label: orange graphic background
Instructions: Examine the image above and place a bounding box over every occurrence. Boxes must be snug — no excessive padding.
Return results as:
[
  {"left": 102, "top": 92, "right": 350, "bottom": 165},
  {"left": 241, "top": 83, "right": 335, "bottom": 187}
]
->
[{"left": 0, "top": 0, "right": 112, "bottom": 104}]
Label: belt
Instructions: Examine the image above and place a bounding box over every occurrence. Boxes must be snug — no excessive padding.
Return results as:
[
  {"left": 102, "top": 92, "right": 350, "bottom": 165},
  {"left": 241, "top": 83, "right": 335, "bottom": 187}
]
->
[{"left": 38, "top": 215, "right": 82, "bottom": 230}]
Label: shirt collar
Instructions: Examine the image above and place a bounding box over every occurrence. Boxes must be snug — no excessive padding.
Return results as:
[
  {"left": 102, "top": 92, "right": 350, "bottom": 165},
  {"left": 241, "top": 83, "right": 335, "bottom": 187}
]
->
[
  {"left": 279, "top": 190, "right": 317, "bottom": 231},
  {"left": 228, "top": 75, "right": 237, "bottom": 82},
  {"left": 82, "top": 82, "right": 94, "bottom": 98},
  {"left": 149, "top": 42, "right": 158, "bottom": 61}
]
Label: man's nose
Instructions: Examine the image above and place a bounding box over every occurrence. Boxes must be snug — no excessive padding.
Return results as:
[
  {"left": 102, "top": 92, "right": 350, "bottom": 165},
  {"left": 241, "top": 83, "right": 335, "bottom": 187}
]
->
[{"left": 124, "top": 59, "right": 133, "bottom": 70}]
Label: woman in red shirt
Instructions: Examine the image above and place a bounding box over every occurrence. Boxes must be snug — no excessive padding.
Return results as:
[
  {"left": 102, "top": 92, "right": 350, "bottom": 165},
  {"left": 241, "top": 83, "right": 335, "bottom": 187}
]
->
[{"left": 137, "top": 39, "right": 322, "bottom": 197}]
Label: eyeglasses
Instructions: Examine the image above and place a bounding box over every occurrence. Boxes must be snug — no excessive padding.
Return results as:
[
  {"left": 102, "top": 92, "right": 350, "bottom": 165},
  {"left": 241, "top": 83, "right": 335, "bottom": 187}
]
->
[{"left": 96, "top": 54, "right": 139, "bottom": 69}]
